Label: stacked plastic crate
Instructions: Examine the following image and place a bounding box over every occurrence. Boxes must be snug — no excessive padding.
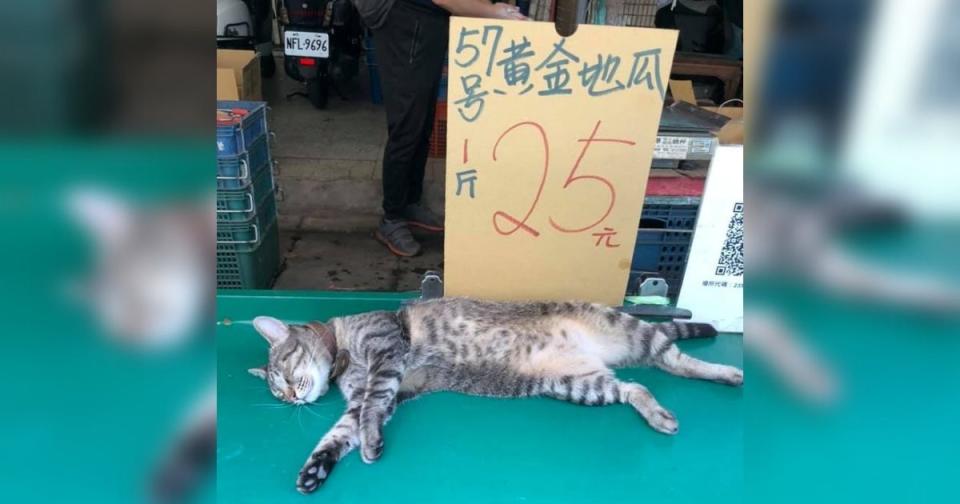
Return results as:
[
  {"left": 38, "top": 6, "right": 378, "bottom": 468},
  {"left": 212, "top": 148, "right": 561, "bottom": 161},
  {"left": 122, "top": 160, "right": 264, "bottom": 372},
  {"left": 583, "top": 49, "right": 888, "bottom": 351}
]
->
[
  {"left": 216, "top": 100, "right": 281, "bottom": 289},
  {"left": 628, "top": 197, "right": 700, "bottom": 297}
]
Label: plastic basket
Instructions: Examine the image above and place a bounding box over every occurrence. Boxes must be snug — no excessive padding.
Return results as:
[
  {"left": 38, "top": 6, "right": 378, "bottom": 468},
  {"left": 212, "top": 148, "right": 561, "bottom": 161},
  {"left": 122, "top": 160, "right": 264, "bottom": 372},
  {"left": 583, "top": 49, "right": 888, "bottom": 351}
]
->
[
  {"left": 216, "top": 185, "right": 277, "bottom": 224},
  {"left": 216, "top": 134, "right": 271, "bottom": 190},
  {"left": 217, "top": 101, "right": 268, "bottom": 156},
  {"left": 216, "top": 168, "right": 277, "bottom": 244},
  {"left": 217, "top": 216, "right": 281, "bottom": 289},
  {"left": 216, "top": 186, "right": 278, "bottom": 248},
  {"left": 216, "top": 163, "right": 276, "bottom": 223},
  {"left": 628, "top": 200, "right": 700, "bottom": 296},
  {"left": 428, "top": 101, "right": 447, "bottom": 159}
]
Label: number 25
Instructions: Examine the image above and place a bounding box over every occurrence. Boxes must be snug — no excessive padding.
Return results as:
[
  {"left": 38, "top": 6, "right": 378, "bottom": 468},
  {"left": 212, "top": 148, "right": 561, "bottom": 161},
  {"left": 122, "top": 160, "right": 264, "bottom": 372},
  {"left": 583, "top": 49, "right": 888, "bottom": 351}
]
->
[{"left": 490, "top": 120, "right": 634, "bottom": 237}]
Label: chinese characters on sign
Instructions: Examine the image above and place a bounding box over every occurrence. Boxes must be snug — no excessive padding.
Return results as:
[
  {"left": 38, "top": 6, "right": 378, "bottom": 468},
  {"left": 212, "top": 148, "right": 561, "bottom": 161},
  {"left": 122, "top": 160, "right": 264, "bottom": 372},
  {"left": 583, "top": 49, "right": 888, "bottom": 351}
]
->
[
  {"left": 444, "top": 19, "right": 677, "bottom": 305},
  {"left": 452, "top": 26, "right": 667, "bottom": 123}
]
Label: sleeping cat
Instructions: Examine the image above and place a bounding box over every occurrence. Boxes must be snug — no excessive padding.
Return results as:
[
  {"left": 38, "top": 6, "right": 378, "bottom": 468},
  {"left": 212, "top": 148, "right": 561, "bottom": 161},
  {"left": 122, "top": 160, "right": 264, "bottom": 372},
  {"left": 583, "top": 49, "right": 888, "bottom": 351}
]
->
[{"left": 249, "top": 297, "right": 743, "bottom": 494}]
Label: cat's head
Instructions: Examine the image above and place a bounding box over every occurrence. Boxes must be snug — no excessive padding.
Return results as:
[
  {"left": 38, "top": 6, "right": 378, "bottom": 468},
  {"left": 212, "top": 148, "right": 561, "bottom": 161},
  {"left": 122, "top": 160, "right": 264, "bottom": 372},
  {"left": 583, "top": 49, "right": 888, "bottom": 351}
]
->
[{"left": 248, "top": 316, "right": 350, "bottom": 404}]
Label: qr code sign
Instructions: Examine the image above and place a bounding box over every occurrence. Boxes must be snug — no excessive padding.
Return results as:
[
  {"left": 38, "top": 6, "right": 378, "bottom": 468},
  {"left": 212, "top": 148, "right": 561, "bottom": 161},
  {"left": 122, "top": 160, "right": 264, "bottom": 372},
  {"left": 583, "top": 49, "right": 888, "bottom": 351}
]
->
[{"left": 715, "top": 202, "right": 743, "bottom": 276}]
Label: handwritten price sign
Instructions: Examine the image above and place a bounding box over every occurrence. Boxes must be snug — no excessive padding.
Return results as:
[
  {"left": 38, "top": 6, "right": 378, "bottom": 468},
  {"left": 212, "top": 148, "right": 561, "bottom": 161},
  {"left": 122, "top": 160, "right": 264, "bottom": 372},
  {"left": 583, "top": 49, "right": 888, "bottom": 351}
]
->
[{"left": 443, "top": 19, "right": 677, "bottom": 305}]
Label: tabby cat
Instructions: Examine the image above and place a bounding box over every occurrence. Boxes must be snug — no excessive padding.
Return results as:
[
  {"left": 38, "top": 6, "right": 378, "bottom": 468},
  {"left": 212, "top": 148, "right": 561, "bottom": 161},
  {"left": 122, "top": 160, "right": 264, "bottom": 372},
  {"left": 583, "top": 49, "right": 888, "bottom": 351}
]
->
[{"left": 249, "top": 297, "right": 743, "bottom": 494}]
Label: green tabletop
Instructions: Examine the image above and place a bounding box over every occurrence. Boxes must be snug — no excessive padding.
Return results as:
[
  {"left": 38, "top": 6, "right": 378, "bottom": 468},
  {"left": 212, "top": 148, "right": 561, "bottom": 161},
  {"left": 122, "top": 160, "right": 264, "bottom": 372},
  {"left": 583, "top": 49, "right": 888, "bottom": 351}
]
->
[{"left": 216, "top": 291, "right": 743, "bottom": 503}]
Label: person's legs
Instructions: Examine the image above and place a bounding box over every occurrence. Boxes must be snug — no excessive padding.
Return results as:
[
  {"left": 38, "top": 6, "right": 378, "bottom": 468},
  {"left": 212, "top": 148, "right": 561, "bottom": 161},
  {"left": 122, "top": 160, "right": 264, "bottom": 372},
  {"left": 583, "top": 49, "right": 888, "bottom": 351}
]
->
[
  {"left": 405, "top": 49, "right": 444, "bottom": 208},
  {"left": 374, "top": 3, "right": 448, "bottom": 221},
  {"left": 398, "top": 61, "right": 446, "bottom": 231}
]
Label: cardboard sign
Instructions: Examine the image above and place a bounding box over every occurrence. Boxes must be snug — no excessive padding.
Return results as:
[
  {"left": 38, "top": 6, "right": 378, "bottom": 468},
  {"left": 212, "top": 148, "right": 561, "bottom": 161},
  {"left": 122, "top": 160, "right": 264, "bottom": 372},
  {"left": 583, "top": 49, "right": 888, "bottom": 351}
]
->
[
  {"left": 443, "top": 19, "right": 677, "bottom": 305},
  {"left": 676, "top": 145, "right": 743, "bottom": 332}
]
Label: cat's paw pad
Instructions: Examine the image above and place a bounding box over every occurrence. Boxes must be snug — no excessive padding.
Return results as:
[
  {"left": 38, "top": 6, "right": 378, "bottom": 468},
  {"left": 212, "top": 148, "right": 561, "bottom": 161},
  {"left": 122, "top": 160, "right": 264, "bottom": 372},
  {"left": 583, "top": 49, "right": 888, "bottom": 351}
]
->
[
  {"left": 360, "top": 436, "right": 383, "bottom": 464},
  {"left": 296, "top": 450, "right": 335, "bottom": 494},
  {"left": 646, "top": 407, "right": 679, "bottom": 435}
]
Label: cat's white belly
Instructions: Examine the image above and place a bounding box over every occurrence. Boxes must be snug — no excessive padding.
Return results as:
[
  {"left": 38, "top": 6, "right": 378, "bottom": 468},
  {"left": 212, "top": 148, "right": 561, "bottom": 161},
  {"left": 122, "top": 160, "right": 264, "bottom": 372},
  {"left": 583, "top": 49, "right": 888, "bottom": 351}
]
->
[{"left": 513, "top": 320, "right": 628, "bottom": 375}]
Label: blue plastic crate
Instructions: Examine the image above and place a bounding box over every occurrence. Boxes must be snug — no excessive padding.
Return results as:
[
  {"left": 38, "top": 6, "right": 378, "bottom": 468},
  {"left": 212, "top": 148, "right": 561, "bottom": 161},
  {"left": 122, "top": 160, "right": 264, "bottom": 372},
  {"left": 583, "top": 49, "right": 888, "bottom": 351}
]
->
[
  {"left": 217, "top": 215, "right": 280, "bottom": 289},
  {"left": 217, "top": 100, "right": 268, "bottom": 156},
  {"left": 216, "top": 193, "right": 277, "bottom": 253},
  {"left": 628, "top": 200, "right": 700, "bottom": 296},
  {"left": 217, "top": 134, "right": 271, "bottom": 190},
  {"left": 216, "top": 163, "right": 275, "bottom": 222}
]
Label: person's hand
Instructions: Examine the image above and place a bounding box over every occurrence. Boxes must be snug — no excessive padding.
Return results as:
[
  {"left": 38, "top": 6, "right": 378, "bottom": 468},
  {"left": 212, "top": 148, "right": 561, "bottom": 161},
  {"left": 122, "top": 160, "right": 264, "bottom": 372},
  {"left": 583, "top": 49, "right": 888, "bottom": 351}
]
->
[{"left": 491, "top": 3, "right": 529, "bottom": 20}]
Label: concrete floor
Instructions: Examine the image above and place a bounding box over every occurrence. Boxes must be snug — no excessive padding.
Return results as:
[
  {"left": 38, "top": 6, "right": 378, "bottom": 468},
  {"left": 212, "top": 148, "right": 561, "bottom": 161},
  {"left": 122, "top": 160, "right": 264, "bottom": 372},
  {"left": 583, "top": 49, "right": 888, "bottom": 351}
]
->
[
  {"left": 263, "top": 53, "right": 445, "bottom": 292},
  {"left": 263, "top": 53, "right": 445, "bottom": 233},
  {"left": 275, "top": 228, "right": 444, "bottom": 292}
]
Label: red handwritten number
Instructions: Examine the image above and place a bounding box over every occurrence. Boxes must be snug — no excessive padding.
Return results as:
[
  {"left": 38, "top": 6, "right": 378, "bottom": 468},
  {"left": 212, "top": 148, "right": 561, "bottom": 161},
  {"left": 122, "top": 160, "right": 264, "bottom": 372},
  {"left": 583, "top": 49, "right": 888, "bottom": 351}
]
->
[
  {"left": 491, "top": 121, "right": 549, "bottom": 237},
  {"left": 548, "top": 121, "right": 635, "bottom": 233}
]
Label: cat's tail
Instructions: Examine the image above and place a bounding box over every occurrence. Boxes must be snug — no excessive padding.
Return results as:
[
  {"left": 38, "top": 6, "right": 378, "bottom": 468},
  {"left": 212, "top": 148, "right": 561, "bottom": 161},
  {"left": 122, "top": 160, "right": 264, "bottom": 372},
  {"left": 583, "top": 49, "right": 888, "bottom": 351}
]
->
[{"left": 653, "top": 321, "right": 718, "bottom": 341}]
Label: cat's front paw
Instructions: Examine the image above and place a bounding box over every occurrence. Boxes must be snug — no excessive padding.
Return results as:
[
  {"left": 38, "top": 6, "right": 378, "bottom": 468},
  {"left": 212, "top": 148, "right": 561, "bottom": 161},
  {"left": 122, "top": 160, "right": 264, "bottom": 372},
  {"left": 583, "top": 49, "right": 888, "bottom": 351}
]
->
[{"left": 296, "top": 449, "right": 336, "bottom": 494}]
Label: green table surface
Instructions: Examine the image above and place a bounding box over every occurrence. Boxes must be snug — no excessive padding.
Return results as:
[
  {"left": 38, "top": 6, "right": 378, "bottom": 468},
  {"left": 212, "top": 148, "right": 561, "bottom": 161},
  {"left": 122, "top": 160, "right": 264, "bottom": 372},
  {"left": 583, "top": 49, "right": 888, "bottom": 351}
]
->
[{"left": 217, "top": 291, "right": 744, "bottom": 503}]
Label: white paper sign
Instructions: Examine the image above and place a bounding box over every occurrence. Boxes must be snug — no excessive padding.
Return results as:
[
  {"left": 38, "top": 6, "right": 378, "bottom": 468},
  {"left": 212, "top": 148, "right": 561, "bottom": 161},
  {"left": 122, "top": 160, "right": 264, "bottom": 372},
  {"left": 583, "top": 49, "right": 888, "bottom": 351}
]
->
[{"left": 676, "top": 145, "right": 743, "bottom": 332}]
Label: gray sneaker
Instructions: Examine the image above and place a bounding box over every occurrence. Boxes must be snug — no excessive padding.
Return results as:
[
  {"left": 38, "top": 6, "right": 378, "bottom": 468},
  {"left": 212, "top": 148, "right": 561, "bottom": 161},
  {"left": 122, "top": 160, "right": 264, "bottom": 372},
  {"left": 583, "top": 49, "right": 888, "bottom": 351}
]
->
[
  {"left": 375, "top": 219, "right": 421, "bottom": 257},
  {"left": 402, "top": 204, "right": 444, "bottom": 232}
]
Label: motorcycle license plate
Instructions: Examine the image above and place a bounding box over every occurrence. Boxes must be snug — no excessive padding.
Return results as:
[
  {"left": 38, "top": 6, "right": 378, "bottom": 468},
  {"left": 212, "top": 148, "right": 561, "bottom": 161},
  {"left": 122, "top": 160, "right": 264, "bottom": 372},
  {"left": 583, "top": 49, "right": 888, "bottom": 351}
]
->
[{"left": 284, "top": 31, "right": 329, "bottom": 58}]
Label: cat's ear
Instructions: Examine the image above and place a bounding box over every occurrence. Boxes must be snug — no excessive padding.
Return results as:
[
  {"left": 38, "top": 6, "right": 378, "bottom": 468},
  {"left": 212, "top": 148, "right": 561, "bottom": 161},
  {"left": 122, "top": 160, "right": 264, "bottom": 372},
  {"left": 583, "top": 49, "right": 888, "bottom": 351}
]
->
[
  {"left": 68, "top": 187, "right": 134, "bottom": 248},
  {"left": 248, "top": 367, "right": 267, "bottom": 380},
  {"left": 252, "top": 316, "right": 290, "bottom": 346},
  {"left": 329, "top": 350, "right": 350, "bottom": 382}
]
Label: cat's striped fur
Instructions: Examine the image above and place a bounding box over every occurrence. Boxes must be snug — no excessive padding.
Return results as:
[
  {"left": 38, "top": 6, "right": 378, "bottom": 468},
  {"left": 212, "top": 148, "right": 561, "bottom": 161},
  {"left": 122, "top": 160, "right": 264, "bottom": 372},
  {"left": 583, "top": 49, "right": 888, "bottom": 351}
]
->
[{"left": 249, "top": 297, "right": 742, "bottom": 494}]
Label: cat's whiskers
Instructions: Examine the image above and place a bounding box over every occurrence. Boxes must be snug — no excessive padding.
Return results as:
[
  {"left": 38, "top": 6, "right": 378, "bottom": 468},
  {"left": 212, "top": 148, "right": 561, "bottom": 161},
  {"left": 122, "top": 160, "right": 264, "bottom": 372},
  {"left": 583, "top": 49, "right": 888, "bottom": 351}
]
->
[
  {"left": 250, "top": 402, "right": 289, "bottom": 409},
  {"left": 301, "top": 403, "right": 326, "bottom": 420},
  {"left": 296, "top": 405, "right": 307, "bottom": 433}
]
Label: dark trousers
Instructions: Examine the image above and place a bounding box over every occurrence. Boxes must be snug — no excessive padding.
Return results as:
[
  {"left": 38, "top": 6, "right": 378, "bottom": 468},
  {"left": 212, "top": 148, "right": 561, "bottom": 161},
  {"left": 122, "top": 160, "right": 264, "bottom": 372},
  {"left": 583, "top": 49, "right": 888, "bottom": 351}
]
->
[{"left": 373, "top": 1, "right": 449, "bottom": 220}]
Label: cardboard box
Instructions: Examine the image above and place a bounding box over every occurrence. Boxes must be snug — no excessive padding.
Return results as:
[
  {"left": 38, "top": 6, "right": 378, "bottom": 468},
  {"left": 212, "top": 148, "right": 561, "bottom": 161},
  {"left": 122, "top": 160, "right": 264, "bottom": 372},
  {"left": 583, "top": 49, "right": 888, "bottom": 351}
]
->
[
  {"left": 669, "top": 80, "right": 698, "bottom": 105},
  {"left": 217, "top": 49, "right": 261, "bottom": 101}
]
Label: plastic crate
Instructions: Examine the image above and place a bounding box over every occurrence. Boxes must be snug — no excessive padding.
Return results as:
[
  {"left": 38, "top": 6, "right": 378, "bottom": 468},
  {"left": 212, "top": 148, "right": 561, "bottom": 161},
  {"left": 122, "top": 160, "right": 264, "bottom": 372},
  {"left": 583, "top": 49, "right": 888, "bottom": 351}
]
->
[
  {"left": 428, "top": 101, "right": 447, "bottom": 159},
  {"left": 628, "top": 200, "right": 700, "bottom": 296},
  {"left": 217, "top": 134, "right": 271, "bottom": 190},
  {"left": 217, "top": 101, "right": 268, "bottom": 156},
  {"left": 217, "top": 185, "right": 277, "bottom": 224},
  {"left": 216, "top": 163, "right": 276, "bottom": 223},
  {"left": 217, "top": 216, "right": 281, "bottom": 289},
  {"left": 216, "top": 191, "right": 277, "bottom": 249}
]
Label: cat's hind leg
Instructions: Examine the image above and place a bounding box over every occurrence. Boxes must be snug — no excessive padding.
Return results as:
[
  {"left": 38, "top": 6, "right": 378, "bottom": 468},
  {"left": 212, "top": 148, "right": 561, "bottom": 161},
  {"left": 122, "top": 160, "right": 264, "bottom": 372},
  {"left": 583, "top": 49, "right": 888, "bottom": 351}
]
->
[
  {"left": 539, "top": 365, "right": 680, "bottom": 435},
  {"left": 653, "top": 344, "right": 743, "bottom": 386}
]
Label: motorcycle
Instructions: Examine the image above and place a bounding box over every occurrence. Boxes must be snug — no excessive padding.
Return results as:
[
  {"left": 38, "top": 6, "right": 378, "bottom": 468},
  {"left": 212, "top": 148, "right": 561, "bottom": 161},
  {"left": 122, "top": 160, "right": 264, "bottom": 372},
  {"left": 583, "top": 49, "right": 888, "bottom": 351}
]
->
[{"left": 276, "top": 0, "right": 364, "bottom": 109}]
